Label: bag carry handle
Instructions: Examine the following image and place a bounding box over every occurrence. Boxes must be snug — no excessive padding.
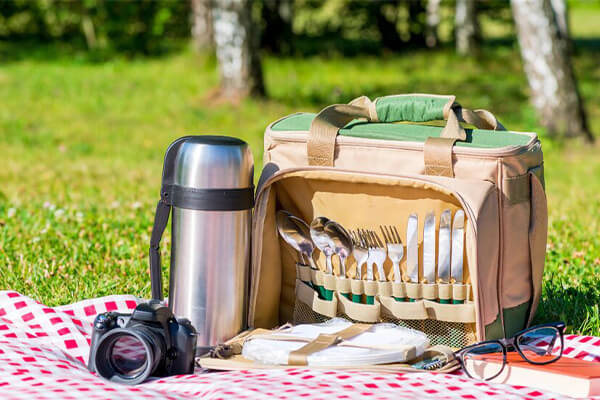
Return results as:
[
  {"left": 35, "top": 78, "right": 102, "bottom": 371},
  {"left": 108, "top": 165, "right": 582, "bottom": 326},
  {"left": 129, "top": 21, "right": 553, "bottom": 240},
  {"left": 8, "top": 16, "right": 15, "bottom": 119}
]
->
[{"left": 307, "top": 94, "right": 505, "bottom": 177}]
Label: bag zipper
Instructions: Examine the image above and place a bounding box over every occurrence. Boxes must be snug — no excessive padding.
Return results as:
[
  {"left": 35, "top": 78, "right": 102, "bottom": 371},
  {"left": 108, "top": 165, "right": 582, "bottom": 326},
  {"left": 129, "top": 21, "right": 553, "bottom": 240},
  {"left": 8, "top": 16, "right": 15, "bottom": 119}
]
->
[
  {"left": 254, "top": 167, "right": 480, "bottom": 225},
  {"left": 268, "top": 129, "right": 539, "bottom": 158}
]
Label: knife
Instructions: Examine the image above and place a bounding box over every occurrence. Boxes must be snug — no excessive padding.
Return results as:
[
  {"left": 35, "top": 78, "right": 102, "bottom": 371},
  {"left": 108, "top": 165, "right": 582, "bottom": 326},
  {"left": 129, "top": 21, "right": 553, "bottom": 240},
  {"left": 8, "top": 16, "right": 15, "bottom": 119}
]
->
[
  {"left": 406, "top": 214, "right": 419, "bottom": 301},
  {"left": 451, "top": 210, "right": 465, "bottom": 304},
  {"left": 437, "top": 210, "right": 452, "bottom": 303},
  {"left": 423, "top": 211, "right": 436, "bottom": 285}
]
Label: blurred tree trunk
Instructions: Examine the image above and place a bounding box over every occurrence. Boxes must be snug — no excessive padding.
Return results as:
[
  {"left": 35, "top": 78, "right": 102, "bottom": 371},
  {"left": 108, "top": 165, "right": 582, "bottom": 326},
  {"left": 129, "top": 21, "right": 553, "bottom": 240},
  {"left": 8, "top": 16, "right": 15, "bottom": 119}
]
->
[
  {"left": 81, "top": 14, "right": 98, "bottom": 50},
  {"left": 191, "top": 0, "right": 213, "bottom": 51},
  {"left": 425, "top": 0, "right": 441, "bottom": 48},
  {"left": 455, "top": 0, "right": 480, "bottom": 55},
  {"left": 549, "top": 0, "right": 569, "bottom": 38},
  {"left": 511, "top": 0, "right": 593, "bottom": 141},
  {"left": 261, "top": 0, "right": 293, "bottom": 54},
  {"left": 211, "top": 0, "right": 265, "bottom": 98}
]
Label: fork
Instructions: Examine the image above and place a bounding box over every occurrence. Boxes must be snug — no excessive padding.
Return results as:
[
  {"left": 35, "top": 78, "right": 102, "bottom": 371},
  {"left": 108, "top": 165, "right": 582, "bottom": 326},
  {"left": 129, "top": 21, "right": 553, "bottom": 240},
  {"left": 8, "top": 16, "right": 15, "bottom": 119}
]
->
[
  {"left": 349, "top": 230, "right": 368, "bottom": 303},
  {"left": 365, "top": 230, "right": 387, "bottom": 282},
  {"left": 359, "top": 229, "right": 387, "bottom": 305},
  {"left": 380, "top": 226, "right": 404, "bottom": 284},
  {"left": 381, "top": 225, "right": 405, "bottom": 302},
  {"left": 358, "top": 229, "right": 374, "bottom": 281}
]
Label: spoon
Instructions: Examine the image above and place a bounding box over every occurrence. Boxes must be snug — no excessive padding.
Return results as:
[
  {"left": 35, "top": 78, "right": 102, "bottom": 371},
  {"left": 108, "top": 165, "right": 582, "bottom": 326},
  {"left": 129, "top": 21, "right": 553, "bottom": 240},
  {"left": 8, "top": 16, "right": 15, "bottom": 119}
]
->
[
  {"left": 324, "top": 221, "right": 353, "bottom": 278},
  {"left": 310, "top": 217, "right": 335, "bottom": 300},
  {"left": 288, "top": 215, "right": 327, "bottom": 300},
  {"left": 276, "top": 210, "right": 308, "bottom": 264},
  {"left": 287, "top": 215, "right": 319, "bottom": 271},
  {"left": 325, "top": 220, "right": 353, "bottom": 300},
  {"left": 310, "top": 217, "right": 335, "bottom": 275}
]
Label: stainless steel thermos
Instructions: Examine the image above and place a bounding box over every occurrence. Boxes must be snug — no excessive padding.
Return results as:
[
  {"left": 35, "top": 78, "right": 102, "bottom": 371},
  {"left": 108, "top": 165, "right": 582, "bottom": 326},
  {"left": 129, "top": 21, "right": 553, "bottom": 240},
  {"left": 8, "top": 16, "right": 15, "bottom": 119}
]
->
[{"left": 149, "top": 136, "right": 254, "bottom": 354}]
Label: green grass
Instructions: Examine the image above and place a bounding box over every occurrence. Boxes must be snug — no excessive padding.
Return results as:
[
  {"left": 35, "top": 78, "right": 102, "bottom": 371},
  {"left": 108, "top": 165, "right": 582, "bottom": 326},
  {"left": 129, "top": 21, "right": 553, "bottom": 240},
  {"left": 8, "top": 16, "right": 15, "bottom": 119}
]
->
[{"left": 1, "top": 13, "right": 599, "bottom": 336}]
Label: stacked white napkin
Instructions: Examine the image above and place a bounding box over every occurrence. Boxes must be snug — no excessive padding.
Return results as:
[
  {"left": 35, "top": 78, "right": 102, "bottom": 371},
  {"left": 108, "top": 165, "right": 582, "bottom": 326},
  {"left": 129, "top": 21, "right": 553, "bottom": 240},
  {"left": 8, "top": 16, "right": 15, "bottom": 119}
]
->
[{"left": 242, "top": 318, "right": 429, "bottom": 366}]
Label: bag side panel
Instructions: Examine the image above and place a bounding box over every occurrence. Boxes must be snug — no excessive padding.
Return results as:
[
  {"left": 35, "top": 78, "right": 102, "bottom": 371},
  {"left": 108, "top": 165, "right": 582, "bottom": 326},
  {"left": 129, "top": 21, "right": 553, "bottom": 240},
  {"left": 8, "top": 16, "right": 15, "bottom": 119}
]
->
[{"left": 499, "top": 145, "right": 544, "bottom": 337}]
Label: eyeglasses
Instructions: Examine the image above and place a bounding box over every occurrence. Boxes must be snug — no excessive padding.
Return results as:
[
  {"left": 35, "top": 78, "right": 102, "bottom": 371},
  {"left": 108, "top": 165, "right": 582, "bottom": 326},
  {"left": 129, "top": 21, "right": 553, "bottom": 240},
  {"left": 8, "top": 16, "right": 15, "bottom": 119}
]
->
[{"left": 455, "top": 322, "right": 566, "bottom": 381}]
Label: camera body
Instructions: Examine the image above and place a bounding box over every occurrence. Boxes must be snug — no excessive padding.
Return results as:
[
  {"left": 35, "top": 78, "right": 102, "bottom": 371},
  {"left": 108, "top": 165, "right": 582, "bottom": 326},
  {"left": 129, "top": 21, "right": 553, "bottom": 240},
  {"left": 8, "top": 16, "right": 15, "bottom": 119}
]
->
[{"left": 88, "top": 300, "right": 196, "bottom": 384}]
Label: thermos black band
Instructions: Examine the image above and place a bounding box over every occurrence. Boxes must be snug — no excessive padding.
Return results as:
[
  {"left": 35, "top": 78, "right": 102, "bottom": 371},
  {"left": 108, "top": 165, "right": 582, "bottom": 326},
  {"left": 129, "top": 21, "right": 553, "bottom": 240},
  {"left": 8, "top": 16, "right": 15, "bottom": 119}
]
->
[
  {"left": 163, "top": 184, "right": 254, "bottom": 211},
  {"left": 150, "top": 185, "right": 254, "bottom": 300}
]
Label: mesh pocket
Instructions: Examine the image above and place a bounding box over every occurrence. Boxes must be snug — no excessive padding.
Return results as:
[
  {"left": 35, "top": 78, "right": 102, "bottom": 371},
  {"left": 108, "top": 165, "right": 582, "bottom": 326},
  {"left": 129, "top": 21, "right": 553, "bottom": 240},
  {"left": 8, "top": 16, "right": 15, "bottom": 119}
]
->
[
  {"left": 293, "top": 299, "right": 477, "bottom": 348},
  {"left": 381, "top": 316, "right": 477, "bottom": 348},
  {"left": 293, "top": 300, "right": 330, "bottom": 324}
]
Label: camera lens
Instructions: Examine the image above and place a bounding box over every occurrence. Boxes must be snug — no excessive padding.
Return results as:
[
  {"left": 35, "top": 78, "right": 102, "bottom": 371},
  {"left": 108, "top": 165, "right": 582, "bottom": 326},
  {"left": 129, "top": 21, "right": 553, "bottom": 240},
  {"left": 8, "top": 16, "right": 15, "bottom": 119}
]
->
[
  {"left": 93, "top": 328, "right": 164, "bottom": 385},
  {"left": 109, "top": 334, "right": 148, "bottom": 377}
]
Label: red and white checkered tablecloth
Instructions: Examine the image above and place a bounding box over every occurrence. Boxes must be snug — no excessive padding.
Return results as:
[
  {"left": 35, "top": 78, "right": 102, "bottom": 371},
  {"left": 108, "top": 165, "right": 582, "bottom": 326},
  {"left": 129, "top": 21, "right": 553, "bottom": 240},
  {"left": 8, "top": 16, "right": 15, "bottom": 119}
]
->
[{"left": 0, "top": 290, "right": 599, "bottom": 400}]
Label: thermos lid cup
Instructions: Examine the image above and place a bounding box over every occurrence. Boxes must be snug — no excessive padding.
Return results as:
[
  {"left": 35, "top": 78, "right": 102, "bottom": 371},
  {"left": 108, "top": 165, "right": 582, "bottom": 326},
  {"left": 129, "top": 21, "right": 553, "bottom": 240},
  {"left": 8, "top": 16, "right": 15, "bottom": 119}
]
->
[
  {"left": 160, "top": 136, "right": 254, "bottom": 212},
  {"left": 172, "top": 136, "right": 254, "bottom": 190}
]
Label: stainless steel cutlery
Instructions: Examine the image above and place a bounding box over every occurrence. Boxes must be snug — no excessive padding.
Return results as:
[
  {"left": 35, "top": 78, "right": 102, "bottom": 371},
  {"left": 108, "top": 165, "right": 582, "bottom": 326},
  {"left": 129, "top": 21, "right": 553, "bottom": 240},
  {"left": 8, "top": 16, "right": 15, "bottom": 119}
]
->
[
  {"left": 277, "top": 209, "right": 467, "bottom": 304},
  {"left": 381, "top": 226, "right": 405, "bottom": 302},
  {"left": 310, "top": 217, "right": 335, "bottom": 275},
  {"left": 324, "top": 221, "right": 353, "bottom": 278},
  {"left": 451, "top": 210, "right": 465, "bottom": 304},
  {"left": 380, "top": 226, "right": 403, "bottom": 284},
  {"left": 276, "top": 211, "right": 314, "bottom": 268},
  {"left": 349, "top": 230, "right": 368, "bottom": 280},
  {"left": 349, "top": 230, "right": 369, "bottom": 303},
  {"left": 358, "top": 229, "right": 385, "bottom": 305},
  {"left": 437, "top": 210, "right": 452, "bottom": 285},
  {"left": 363, "top": 230, "right": 387, "bottom": 283},
  {"left": 422, "top": 211, "right": 436, "bottom": 284},
  {"left": 406, "top": 213, "right": 419, "bottom": 285}
]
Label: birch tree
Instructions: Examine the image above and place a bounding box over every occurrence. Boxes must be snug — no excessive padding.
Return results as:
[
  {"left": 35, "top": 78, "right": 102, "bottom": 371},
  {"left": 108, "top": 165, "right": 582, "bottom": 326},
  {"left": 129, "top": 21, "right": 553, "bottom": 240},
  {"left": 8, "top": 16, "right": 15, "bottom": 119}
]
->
[
  {"left": 191, "top": 0, "right": 213, "bottom": 51},
  {"left": 511, "top": 0, "right": 593, "bottom": 141},
  {"left": 455, "top": 0, "right": 479, "bottom": 55},
  {"left": 426, "top": 0, "right": 441, "bottom": 48},
  {"left": 211, "top": 0, "right": 265, "bottom": 98}
]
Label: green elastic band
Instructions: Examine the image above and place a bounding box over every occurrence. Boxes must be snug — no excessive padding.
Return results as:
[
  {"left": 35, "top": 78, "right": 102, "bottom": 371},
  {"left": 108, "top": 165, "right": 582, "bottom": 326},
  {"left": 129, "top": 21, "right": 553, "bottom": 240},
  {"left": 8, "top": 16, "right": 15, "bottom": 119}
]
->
[
  {"left": 393, "top": 297, "right": 406, "bottom": 302},
  {"left": 352, "top": 294, "right": 362, "bottom": 303},
  {"left": 324, "top": 289, "right": 334, "bottom": 301},
  {"left": 452, "top": 299, "right": 465, "bottom": 304},
  {"left": 439, "top": 299, "right": 451, "bottom": 304},
  {"left": 314, "top": 285, "right": 326, "bottom": 300},
  {"left": 366, "top": 295, "right": 374, "bottom": 305}
]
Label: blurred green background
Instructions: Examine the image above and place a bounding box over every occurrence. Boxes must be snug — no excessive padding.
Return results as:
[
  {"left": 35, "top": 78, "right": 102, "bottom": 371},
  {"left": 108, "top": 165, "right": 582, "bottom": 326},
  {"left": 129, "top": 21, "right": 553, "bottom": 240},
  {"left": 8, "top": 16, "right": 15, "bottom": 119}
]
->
[{"left": 0, "top": 0, "right": 599, "bottom": 336}]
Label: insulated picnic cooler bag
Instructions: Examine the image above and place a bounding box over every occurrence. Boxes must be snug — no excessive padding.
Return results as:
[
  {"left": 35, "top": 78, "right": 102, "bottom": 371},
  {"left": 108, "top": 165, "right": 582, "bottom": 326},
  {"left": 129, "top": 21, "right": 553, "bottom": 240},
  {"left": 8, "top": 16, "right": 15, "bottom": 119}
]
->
[{"left": 249, "top": 94, "right": 547, "bottom": 348}]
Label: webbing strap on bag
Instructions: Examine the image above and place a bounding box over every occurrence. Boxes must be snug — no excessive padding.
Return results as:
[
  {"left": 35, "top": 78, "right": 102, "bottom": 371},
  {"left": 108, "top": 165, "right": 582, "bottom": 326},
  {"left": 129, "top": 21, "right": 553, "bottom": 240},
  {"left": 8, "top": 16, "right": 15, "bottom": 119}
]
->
[
  {"left": 287, "top": 323, "right": 371, "bottom": 366},
  {"left": 306, "top": 94, "right": 505, "bottom": 176},
  {"left": 527, "top": 172, "right": 548, "bottom": 326},
  {"left": 424, "top": 137, "right": 458, "bottom": 178},
  {"left": 308, "top": 102, "right": 372, "bottom": 166}
]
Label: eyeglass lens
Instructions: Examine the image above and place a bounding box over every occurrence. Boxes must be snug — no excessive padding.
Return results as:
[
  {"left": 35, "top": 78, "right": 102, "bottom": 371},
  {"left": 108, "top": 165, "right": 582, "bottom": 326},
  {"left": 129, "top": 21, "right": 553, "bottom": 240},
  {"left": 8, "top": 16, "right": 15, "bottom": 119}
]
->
[
  {"left": 462, "top": 342, "right": 505, "bottom": 380},
  {"left": 517, "top": 326, "right": 561, "bottom": 363}
]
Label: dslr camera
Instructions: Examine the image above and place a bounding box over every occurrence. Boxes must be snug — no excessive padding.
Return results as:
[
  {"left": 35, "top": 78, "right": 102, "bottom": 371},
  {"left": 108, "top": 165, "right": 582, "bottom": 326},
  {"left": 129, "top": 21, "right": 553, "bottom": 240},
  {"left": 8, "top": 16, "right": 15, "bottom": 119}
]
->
[{"left": 88, "top": 300, "right": 197, "bottom": 384}]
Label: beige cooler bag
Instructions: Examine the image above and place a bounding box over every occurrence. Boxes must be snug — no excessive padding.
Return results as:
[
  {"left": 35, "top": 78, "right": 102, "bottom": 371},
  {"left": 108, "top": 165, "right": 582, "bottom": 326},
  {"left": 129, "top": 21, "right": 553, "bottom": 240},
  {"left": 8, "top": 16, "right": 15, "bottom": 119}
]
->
[{"left": 249, "top": 94, "right": 547, "bottom": 349}]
